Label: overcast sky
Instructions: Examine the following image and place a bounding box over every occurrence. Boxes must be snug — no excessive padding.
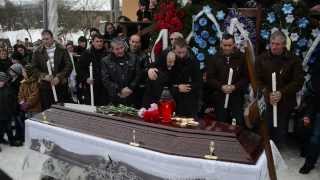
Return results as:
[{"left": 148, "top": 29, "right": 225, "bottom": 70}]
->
[{"left": 0, "top": 0, "right": 120, "bottom": 11}]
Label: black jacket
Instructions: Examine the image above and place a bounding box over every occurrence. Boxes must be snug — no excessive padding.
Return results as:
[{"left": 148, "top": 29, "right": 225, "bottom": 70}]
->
[
  {"left": 0, "top": 85, "right": 16, "bottom": 117},
  {"left": 78, "top": 47, "right": 109, "bottom": 105},
  {"left": 101, "top": 52, "right": 141, "bottom": 105},
  {"left": 207, "top": 50, "right": 249, "bottom": 96},
  {"left": 304, "top": 59, "right": 320, "bottom": 118},
  {"left": 0, "top": 59, "right": 12, "bottom": 73},
  {"left": 170, "top": 53, "right": 202, "bottom": 117}
]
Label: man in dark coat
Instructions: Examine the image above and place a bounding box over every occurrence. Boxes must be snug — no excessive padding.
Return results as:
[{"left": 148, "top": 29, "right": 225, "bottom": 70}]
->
[
  {"left": 101, "top": 38, "right": 141, "bottom": 106},
  {"left": 78, "top": 34, "right": 109, "bottom": 105},
  {"left": 129, "top": 34, "right": 149, "bottom": 108},
  {"left": 169, "top": 38, "right": 202, "bottom": 117},
  {"left": 299, "top": 55, "right": 320, "bottom": 174},
  {"left": 207, "top": 33, "right": 248, "bottom": 126},
  {"left": 31, "top": 29, "right": 72, "bottom": 110},
  {"left": 0, "top": 72, "right": 18, "bottom": 149},
  {"left": 255, "top": 30, "right": 304, "bottom": 146}
]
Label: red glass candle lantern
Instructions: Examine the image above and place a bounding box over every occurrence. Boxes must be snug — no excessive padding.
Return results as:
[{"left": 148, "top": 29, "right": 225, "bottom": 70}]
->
[{"left": 159, "top": 87, "right": 175, "bottom": 123}]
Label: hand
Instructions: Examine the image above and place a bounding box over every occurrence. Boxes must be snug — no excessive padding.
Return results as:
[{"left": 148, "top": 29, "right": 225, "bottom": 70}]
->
[
  {"left": 269, "top": 91, "right": 282, "bottom": 105},
  {"left": 120, "top": 87, "right": 133, "bottom": 98},
  {"left": 303, "top": 116, "right": 311, "bottom": 127},
  {"left": 311, "top": 4, "right": 320, "bottom": 12},
  {"left": 148, "top": 68, "right": 158, "bottom": 80},
  {"left": 86, "top": 77, "right": 94, "bottom": 85},
  {"left": 52, "top": 77, "right": 60, "bottom": 86},
  {"left": 43, "top": 75, "right": 53, "bottom": 82},
  {"left": 20, "top": 102, "right": 29, "bottom": 112},
  {"left": 221, "top": 85, "right": 235, "bottom": 94},
  {"left": 178, "top": 84, "right": 192, "bottom": 93}
]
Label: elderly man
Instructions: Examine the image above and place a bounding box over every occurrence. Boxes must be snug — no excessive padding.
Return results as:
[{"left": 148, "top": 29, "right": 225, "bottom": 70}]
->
[
  {"left": 207, "top": 33, "right": 248, "bottom": 126},
  {"left": 255, "top": 30, "right": 304, "bottom": 146},
  {"left": 31, "top": 29, "right": 72, "bottom": 110},
  {"left": 101, "top": 38, "right": 141, "bottom": 106}
]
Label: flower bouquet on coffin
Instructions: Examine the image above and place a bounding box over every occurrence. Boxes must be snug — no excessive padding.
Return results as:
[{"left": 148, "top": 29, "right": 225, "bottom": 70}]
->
[{"left": 138, "top": 103, "right": 160, "bottom": 123}]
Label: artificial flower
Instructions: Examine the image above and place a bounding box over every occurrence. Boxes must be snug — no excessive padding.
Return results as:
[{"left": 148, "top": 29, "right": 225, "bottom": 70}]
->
[
  {"left": 260, "top": 29, "right": 270, "bottom": 40},
  {"left": 208, "top": 46, "right": 217, "bottom": 55},
  {"left": 285, "top": 14, "right": 294, "bottom": 23},
  {"left": 297, "top": 38, "right": 308, "bottom": 47},
  {"left": 196, "top": 53, "right": 205, "bottom": 61},
  {"left": 282, "top": 3, "right": 294, "bottom": 15},
  {"left": 192, "top": 47, "right": 199, "bottom": 54},
  {"left": 199, "top": 17, "right": 208, "bottom": 26},
  {"left": 290, "top": 33, "right": 299, "bottom": 42},
  {"left": 201, "top": 30, "right": 209, "bottom": 39},
  {"left": 297, "top": 17, "right": 309, "bottom": 29},
  {"left": 208, "top": 37, "right": 217, "bottom": 45},
  {"left": 267, "top": 12, "right": 276, "bottom": 23},
  {"left": 216, "top": 10, "right": 226, "bottom": 20}
]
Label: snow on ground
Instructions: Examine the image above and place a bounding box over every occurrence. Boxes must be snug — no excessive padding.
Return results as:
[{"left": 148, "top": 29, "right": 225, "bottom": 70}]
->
[{"left": 0, "top": 29, "right": 85, "bottom": 46}]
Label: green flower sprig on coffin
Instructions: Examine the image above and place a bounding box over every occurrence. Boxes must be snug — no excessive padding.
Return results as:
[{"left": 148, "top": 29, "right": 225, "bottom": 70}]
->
[
  {"left": 260, "top": 0, "right": 316, "bottom": 59},
  {"left": 187, "top": 5, "right": 226, "bottom": 69}
]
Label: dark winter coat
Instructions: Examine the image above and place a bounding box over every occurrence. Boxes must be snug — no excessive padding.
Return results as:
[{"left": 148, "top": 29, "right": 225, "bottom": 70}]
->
[
  {"left": 255, "top": 50, "right": 304, "bottom": 111},
  {"left": 31, "top": 42, "right": 72, "bottom": 109},
  {"left": 0, "top": 59, "right": 12, "bottom": 73},
  {"left": 78, "top": 47, "right": 109, "bottom": 105},
  {"left": 101, "top": 52, "right": 141, "bottom": 105},
  {"left": 169, "top": 53, "right": 202, "bottom": 117},
  {"left": 0, "top": 84, "right": 16, "bottom": 118},
  {"left": 207, "top": 50, "right": 249, "bottom": 102}
]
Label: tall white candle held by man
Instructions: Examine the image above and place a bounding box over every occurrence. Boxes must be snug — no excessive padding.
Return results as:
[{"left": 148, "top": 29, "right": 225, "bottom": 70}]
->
[
  {"left": 46, "top": 61, "right": 58, "bottom": 102},
  {"left": 89, "top": 62, "right": 94, "bottom": 106},
  {"left": 272, "top": 72, "right": 278, "bottom": 127},
  {"left": 224, "top": 68, "right": 233, "bottom": 109}
]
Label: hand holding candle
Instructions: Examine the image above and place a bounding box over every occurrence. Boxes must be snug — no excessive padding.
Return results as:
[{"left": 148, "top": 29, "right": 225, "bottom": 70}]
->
[
  {"left": 224, "top": 68, "right": 233, "bottom": 109},
  {"left": 46, "top": 61, "right": 58, "bottom": 102},
  {"left": 272, "top": 72, "right": 278, "bottom": 127},
  {"left": 89, "top": 62, "right": 94, "bottom": 106}
]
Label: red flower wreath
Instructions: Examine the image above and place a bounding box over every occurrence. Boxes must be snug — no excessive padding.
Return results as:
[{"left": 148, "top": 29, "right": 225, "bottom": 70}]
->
[{"left": 154, "top": 1, "right": 184, "bottom": 33}]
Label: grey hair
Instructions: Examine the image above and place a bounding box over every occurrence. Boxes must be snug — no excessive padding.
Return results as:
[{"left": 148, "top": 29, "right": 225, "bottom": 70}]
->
[
  {"left": 170, "top": 32, "right": 184, "bottom": 39},
  {"left": 270, "top": 30, "right": 286, "bottom": 44},
  {"left": 110, "top": 38, "right": 126, "bottom": 48}
]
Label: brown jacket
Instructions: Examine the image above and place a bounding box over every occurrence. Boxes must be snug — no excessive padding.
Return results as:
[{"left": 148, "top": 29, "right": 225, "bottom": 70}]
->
[
  {"left": 18, "top": 78, "right": 41, "bottom": 112},
  {"left": 31, "top": 42, "right": 72, "bottom": 84},
  {"left": 255, "top": 51, "right": 304, "bottom": 111}
]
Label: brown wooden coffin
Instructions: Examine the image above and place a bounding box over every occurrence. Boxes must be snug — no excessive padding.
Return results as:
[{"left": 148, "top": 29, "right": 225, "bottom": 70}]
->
[{"left": 31, "top": 105, "right": 263, "bottom": 165}]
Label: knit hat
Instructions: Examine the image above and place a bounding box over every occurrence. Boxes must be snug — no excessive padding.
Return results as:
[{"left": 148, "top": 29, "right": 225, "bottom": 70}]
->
[{"left": 0, "top": 72, "right": 9, "bottom": 81}]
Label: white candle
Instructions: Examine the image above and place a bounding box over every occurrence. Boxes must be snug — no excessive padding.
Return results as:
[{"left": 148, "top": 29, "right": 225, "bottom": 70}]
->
[
  {"left": 224, "top": 68, "right": 233, "bottom": 109},
  {"left": 46, "top": 61, "right": 58, "bottom": 102},
  {"left": 272, "top": 72, "right": 278, "bottom": 127},
  {"left": 89, "top": 62, "right": 94, "bottom": 106},
  {"left": 162, "top": 29, "right": 168, "bottom": 50}
]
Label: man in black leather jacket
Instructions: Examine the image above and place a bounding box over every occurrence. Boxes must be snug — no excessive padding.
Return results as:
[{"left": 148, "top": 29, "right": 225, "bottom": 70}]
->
[{"left": 101, "top": 38, "right": 141, "bottom": 106}]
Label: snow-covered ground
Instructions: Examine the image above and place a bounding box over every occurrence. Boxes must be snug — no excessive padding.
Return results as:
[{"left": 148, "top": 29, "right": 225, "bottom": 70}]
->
[{"left": 0, "top": 29, "right": 85, "bottom": 46}]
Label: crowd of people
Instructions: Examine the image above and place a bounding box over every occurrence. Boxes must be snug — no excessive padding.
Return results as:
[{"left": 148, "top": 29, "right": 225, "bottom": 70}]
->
[{"left": 0, "top": 20, "right": 319, "bottom": 174}]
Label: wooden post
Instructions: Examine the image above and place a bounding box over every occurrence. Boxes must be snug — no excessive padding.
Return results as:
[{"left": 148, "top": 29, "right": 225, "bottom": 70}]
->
[{"left": 245, "top": 44, "right": 277, "bottom": 180}]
